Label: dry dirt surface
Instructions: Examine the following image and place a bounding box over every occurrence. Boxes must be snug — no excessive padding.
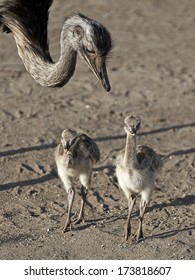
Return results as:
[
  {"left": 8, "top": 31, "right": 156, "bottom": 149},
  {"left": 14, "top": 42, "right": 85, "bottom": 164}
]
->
[{"left": 0, "top": 0, "right": 194, "bottom": 260}]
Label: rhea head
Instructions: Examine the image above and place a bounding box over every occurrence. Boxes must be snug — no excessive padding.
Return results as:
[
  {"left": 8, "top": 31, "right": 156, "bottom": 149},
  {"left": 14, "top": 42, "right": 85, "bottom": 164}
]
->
[
  {"left": 64, "top": 13, "right": 113, "bottom": 92},
  {"left": 61, "top": 129, "right": 77, "bottom": 149},
  {"left": 124, "top": 115, "right": 141, "bottom": 136}
]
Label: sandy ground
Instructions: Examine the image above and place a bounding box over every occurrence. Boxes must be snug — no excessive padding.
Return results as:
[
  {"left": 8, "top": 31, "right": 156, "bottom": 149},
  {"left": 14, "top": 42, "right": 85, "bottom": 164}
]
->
[{"left": 0, "top": 0, "right": 194, "bottom": 260}]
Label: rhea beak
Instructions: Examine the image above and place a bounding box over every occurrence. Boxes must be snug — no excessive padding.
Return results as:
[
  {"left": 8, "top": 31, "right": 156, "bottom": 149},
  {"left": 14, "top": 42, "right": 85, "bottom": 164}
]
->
[
  {"left": 82, "top": 52, "right": 111, "bottom": 92},
  {"left": 124, "top": 125, "right": 136, "bottom": 136}
]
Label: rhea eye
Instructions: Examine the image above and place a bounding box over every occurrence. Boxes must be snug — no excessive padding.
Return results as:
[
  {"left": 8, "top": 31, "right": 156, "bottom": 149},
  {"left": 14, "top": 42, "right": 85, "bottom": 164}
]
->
[{"left": 86, "top": 47, "right": 95, "bottom": 54}]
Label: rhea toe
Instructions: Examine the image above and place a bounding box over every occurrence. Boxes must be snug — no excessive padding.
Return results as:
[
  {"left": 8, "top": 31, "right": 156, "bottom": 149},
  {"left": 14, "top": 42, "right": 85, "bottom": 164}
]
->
[
  {"left": 55, "top": 129, "right": 100, "bottom": 232},
  {"left": 116, "top": 115, "right": 163, "bottom": 241}
]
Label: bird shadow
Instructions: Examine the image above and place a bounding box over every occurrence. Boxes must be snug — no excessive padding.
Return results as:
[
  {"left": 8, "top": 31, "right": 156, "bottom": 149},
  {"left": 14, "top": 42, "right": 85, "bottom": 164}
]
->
[
  {"left": 74, "top": 214, "right": 127, "bottom": 233},
  {"left": 0, "top": 121, "right": 194, "bottom": 158},
  {"left": 165, "top": 148, "right": 195, "bottom": 158},
  {"left": 75, "top": 194, "right": 195, "bottom": 234},
  {"left": 94, "top": 121, "right": 195, "bottom": 142},
  {"left": 0, "top": 171, "right": 57, "bottom": 191},
  {"left": 0, "top": 142, "right": 56, "bottom": 158},
  {"left": 147, "top": 225, "right": 195, "bottom": 240},
  {"left": 146, "top": 194, "right": 195, "bottom": 214}
]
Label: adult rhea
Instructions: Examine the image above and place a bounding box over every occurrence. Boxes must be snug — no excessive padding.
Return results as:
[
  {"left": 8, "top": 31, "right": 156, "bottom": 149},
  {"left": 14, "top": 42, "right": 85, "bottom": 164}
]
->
[{"left": 0, "top": 0, "right": 112, "bottom": 91}]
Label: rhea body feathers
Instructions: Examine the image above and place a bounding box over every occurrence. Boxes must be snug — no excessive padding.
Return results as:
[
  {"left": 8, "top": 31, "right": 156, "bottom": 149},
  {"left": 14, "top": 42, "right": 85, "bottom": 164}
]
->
[
  {"left": 0, "top": 0, "right": 112, "bottom": 91},
  {"left": 116, "top": 115, "right": 163, "bottom": 240},
  {"left": 55, "top": 129, "right": 100, "bottom": 232},
  {"left": 116, "top": 145, "right": 162, "bottom": 201},
  {"left": 55, "top": 129, "right": 100, "bottom": 175}
]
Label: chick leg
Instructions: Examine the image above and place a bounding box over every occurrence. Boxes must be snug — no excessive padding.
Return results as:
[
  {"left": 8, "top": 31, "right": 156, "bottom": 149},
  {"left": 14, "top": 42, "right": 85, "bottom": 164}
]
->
[
  {"left": 125, "top": 195, "right": 136, "bottom": 240},
  {"left": 63, "top": 188, "right": 75, "bottom": 232},
  {"left": 136, "top": 198, "right": 147, "bottom": 240},
  {"left": 74, "top": 185, "right": 88, "bottom": 225}
]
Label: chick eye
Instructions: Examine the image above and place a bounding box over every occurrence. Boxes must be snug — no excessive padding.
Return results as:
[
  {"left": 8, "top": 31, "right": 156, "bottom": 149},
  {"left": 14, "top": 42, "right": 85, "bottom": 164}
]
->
[{"left": 86, "top": 47, "right": 95, "bottom": 54}]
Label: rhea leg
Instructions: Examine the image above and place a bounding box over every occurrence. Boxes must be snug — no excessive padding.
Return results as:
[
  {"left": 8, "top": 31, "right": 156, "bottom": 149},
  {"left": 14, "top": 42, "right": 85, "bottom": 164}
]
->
[
  {"left": 63, "top": 187, "right": 75, "bottom": 232},
  {"left": 74, "top": 173, "right": 91, "bottom": 225},
  {"left": 136, "top": 198, "right": 147, "bottom": 240},
  {"left": 74, "top": 185, "right": 88, "bottom": 224},
  {"left": 57, "top": 169, "right": 75, "bottom": 233},
  {"left": 125, "top": 195, "right": 136, "bottom": 240}
]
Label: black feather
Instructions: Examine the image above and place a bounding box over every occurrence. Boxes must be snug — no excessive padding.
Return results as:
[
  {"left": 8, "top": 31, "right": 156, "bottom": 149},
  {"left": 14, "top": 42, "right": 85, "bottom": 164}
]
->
[{"left": 0, "top": 0, "right": 53, "bottom": 61}]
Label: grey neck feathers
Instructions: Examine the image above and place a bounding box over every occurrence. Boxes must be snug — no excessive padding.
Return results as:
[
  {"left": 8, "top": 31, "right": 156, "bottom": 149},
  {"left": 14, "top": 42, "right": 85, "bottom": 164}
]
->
[
  {"left": 123, "top": 133, "right": 138, "bottom": 167},
  {"left": 12, "top": 22, "right": 77, "bottom": 87}
]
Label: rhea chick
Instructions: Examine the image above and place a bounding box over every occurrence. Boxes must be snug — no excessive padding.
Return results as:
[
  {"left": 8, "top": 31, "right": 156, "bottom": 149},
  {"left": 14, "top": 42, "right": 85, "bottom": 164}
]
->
[
  {"left": 116, "top": 115, "right": 163, "bottom": 241},
  {"left": 55, "top": 129, "right": 100, "bottom": 232}
]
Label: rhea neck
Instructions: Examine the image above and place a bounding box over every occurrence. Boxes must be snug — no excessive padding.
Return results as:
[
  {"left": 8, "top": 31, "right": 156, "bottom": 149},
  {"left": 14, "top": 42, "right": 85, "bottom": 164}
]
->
[
  {"left": 12, "top": 17, "right": 83, "bottom": 87},
  {"left": 123, "top": 132, "right": 138, "bottom": 167}
]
